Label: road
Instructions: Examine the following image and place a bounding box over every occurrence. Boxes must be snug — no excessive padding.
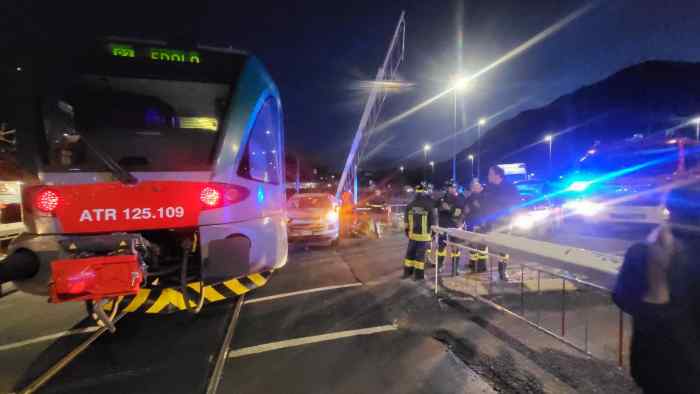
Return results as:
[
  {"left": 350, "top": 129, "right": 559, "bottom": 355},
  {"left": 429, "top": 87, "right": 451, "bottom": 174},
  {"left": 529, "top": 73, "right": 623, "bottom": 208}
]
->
[{"left": 0, "top": 230, "right": 639, "bottom": 394}]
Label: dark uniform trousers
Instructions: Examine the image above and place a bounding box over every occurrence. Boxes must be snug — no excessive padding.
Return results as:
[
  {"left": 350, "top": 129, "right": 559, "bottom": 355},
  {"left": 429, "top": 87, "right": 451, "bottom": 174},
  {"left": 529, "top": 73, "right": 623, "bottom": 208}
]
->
[
  {"left": 404, "top": 240, "right": 428, "bottom": 279},
  {"left": 404, "top": 205, "right": 432, "bottom": 280}
]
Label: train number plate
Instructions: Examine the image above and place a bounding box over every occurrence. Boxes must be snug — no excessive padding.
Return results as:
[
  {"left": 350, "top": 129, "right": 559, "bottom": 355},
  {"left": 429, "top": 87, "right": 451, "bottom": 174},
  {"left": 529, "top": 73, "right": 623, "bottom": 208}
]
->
[{"left": 79, "top": 207, "right": 185, "bottom": 222}]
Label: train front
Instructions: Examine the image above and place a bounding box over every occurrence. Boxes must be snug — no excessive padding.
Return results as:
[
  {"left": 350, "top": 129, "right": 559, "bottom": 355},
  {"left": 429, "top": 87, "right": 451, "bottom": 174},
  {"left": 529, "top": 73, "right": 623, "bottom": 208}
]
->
[{"left": 0, "top": 40, "right": 287, "bottom": 323}]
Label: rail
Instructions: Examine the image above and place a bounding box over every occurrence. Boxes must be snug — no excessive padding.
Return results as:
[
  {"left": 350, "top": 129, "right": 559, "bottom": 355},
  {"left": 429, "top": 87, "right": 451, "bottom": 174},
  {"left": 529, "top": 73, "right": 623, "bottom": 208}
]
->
[{"left": 430, "top": 226, "right": 629, "bottom": 368}]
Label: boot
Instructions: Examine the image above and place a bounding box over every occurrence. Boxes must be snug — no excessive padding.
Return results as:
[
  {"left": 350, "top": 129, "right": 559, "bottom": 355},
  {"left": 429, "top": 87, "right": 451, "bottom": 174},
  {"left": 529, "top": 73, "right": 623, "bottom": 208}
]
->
[
  {"left": 414, "top": 269, "right": 425, "bottom": 281},
  {"left": 402, "top": 267, "right": 414, "bottom": 279}
]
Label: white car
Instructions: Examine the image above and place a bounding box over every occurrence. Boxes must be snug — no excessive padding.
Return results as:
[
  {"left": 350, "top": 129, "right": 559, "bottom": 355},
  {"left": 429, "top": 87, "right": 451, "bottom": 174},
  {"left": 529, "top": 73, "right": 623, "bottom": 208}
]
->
[
  {"left": 563, "top": 186, "right": 669, "bottom": 227},
  {"left": 287, "top": 193, "right": 340, "bottom": 245}
]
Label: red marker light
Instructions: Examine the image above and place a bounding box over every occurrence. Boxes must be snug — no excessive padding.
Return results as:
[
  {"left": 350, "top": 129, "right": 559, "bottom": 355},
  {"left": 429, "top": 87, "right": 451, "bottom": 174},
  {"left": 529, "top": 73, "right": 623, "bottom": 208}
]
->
[
  {"left": 35, "top": 189, "right": 61, "bottom": 213},
  {"left": 200, "top": 186, "right": 222, "bottom": 208}
]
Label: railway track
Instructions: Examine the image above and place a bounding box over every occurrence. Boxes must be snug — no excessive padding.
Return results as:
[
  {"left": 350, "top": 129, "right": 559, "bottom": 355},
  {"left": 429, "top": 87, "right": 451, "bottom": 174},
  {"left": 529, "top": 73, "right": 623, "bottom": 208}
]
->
[{"left": 12, "top": 296, "right": 246, "bottom": 394}]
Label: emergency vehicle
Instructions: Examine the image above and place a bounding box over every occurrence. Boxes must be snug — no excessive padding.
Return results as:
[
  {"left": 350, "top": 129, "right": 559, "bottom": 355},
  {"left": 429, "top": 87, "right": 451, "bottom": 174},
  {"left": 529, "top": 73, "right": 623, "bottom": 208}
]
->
[
  {"left": 561, "top": 133, "right": 699, "bottom": 227},
  {"left": 0, "top": 39, "right": 287, "bottom": 325}
]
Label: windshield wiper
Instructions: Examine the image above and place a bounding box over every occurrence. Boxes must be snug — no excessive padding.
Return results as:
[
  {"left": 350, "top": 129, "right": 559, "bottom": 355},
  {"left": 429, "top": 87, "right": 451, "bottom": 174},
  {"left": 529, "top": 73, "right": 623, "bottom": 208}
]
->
[{"left": 74, "top": 132, "right": 139, "bottom": 185}]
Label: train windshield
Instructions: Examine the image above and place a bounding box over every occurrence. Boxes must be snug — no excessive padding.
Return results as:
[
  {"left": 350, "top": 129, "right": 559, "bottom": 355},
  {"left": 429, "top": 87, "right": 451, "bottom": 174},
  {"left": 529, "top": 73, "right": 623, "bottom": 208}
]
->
[{"left": 39, "top": 42, "right": 246, "bottom": 172}]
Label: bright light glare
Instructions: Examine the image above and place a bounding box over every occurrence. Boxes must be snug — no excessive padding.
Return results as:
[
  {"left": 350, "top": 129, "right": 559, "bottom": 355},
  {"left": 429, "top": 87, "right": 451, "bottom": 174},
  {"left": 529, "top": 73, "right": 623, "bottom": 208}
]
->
[
  {"left": 563, "top": 200, "right": 603, "bottom": 216},
  {"left": 478, "top": 118, "right": 487, "bottom": 126},
  {"left": 667, "top": 139, "right": 678, "bottom": 144},
  {"left": 468, "top": 154, "right": 474, "bottom": 160},
  {"left": 452, "top": 76, "right": 469, "bottom": 91},
  {"left": 429, "top": 161, "right": 435, "bottom": 166},
  {"left": 694, "top": 117, "right": 700, "bottom": 125},
  {"left": 567, "top": 181, "right": 592, "bottom": 192},
  {"left": 544, "top": 134, "right": 553, "bottom": 142},
  {"left": 423, "top": 144, "right": 431, "bottom": 152},
  {"left": 326, "top": 210, "right": 339, "bottom": 223},
  {"left": 587, "top": 149, "right": 597, "bottom": 155},
  {"left": 512, "top": 209, "right": 550, "bottom": 230}
]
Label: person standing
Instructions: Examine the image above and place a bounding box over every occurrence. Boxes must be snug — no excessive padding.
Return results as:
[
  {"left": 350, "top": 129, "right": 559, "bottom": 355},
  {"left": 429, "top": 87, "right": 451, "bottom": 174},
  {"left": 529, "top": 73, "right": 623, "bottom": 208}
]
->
[
  {"left": 367, "top": 188, "right": 387, "bottom": 238},
  {"left": 403, "top": 183, "right": 437, "bottom": 280},
  {"left": 613, "top": 183, "right": 700, "bottom": 393},
  {"left": 435, "top": 180, "right": 468, "bottom": 271},
  {"left": 471, "top": 166, "right": 520, "bottom": 280}
]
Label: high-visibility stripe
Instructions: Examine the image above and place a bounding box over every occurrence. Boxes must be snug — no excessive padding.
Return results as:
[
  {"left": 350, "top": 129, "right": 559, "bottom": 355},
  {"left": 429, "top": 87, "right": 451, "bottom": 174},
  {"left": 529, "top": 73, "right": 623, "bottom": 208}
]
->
[
  {"left": 408, "top": 215, "right": 414, "bottom": 237},
  {"left": 409, "top": 234, "right": 431, "bottom": 242},
  {"left": 248, "top": 273, "right": 267, "bottom": 287},
  {"left": 421, "top": 215, "right": 427, "bottom": 238},
  {"left": 98, "top": 270, "right": 274, "bottom": 315},
  {"left": 436, "top": 249, "right": 447, "bottom": 257},
  {"left": 225, "top": 279, "right": 250, "bottom": 294},
  {"left": 414, "top": 261, "right": 425, "bottom": 270},
  {"left": 123, "top": 289, "right": 151, "bottom": 312},
  {"left": 451, "top": 251, "right": 461, "bottom": 257},
  {"left": 404, "top": 259, "right": 414, "bottom": 268},
  {"left": 188, "top": 282, "right": 226, "bottom": 302}
]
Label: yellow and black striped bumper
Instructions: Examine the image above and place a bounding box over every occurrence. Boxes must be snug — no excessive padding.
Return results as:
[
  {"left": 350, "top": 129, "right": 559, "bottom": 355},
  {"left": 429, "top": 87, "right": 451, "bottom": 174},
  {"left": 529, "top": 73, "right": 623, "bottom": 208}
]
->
[{"left": 104, "top": 271, "right": 272, "bottom": 314}]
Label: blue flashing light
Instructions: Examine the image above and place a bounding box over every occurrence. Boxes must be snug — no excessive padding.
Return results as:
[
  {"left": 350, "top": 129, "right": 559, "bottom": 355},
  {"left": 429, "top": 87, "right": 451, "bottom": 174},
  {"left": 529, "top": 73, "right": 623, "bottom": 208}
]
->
[
  {"left": 257, "top": 186, "right": 265, "bottom": 203},
  {"left": 567, "top": 180, "right": 592, "bottom": 192}
]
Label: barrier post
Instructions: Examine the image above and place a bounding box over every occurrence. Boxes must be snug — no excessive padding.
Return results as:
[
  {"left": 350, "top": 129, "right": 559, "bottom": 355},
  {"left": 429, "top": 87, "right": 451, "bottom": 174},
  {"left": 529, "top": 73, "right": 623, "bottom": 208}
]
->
[{"left": 561, "top": 278, "right": 567, "bottom": 337}]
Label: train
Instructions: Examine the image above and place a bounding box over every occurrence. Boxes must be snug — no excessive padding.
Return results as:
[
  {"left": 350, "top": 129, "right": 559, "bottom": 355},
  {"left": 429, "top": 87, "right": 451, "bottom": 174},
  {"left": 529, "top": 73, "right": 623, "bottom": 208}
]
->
[{"left": 0, "top": 38, "right": 288, "bottom": 326}]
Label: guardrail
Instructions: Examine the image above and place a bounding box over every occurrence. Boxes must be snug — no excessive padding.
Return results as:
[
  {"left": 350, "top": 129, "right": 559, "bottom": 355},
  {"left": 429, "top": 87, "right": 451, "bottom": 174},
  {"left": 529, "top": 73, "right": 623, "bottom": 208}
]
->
[{"left": 430, "top": 226, "right": 630, "bottom": 368}]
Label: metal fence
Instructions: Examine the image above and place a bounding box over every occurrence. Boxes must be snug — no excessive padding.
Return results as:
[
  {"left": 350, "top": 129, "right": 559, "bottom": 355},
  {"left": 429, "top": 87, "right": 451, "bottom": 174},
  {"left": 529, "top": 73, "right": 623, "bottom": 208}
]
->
[{"left": 430, "top": 226, "right": 630, "bottom": 368}]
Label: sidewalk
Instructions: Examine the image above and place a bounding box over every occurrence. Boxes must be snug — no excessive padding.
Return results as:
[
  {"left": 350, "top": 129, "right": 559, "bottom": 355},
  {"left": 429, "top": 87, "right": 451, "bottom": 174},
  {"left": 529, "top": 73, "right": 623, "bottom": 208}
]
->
[{"left": 421, "top": 262, "right": 639, "bottom": 393}]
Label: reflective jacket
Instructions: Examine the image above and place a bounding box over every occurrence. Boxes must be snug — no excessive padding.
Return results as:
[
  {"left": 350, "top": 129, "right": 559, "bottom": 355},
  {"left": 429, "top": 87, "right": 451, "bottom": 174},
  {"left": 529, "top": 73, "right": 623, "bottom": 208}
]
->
[{"left": 405, "top": 194, "right": 436, "bottom": 242}]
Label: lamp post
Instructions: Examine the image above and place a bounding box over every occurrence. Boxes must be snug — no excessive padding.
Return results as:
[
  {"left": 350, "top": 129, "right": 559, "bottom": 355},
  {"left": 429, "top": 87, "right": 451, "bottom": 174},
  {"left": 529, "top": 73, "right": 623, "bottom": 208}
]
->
[
  {"left": 423, "top": 144, "right": 431, "bottom": 180},
  {"left": 399, "top": 165, "right": 404, "bottom": 173},
  {"left": 477, "top": 118, "right": 486, "bottom": 178},
  {"left": 694, "top": 117, "right": 700, "bottom": 141},
  {"left": 468, "top": 154, "right": 475, "bottom": 178},
  {"left": 451, "top": 76, "right": 469, "bottom": 181},
  {"left": 544, "top": 134, "right": 554, "bottom": 176},
  {"left": 429, "top": 161, "right": 435, "bottom": 177}
]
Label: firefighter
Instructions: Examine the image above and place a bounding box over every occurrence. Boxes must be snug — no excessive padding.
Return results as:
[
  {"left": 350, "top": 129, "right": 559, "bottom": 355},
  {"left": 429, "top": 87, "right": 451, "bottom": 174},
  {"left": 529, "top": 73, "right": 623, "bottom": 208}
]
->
[
  {"left": 367, "top": 188, "right": 387, "bottom": 238},
  {"left": 403, "top": 183, "right": 437, "bottom": 280},
  {"left": 340, "top": 190, "right": 354, "bottom": 239},
  {"left": 434, "top": 179, "right": 468, "bottom": 271}
]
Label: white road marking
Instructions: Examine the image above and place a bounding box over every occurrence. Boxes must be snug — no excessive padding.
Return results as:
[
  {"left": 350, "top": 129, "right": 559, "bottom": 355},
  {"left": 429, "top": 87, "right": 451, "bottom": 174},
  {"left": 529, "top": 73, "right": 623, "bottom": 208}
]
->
[
  {"left": 228, "top": 324, "right": 398, "bottom": 359},
  {"left": 244, "top": 282, "right": 363, "bottom": 304},
  {"left": 0, "top": 327, "right": 99, "bottom": 352}
]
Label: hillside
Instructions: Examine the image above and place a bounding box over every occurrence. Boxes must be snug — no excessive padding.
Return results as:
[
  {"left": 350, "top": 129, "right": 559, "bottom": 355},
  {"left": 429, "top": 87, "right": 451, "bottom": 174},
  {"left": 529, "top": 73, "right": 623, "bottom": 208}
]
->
[{"left": 436, "top": 60, "right": 700, "bottom": 183}]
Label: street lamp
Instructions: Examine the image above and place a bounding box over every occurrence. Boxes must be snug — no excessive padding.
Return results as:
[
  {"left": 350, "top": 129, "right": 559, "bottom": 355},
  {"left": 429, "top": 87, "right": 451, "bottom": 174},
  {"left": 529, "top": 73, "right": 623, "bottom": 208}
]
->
[
  {"left": 468, "top": 154, "right": 475, "bottom": 178},
  {"left": 423, "top": 144, "right": 431, "bottom": 180},
  {"left": 544, "top": 134, "right": 554, "bottom": 176},
  {"left": 450, "top": 76, "right": 469, "bottom": 181},
  {"left": 694, "top": 117, "right": 700, "bottom": 141},
  {"left": 429, "top": 161, "right": 435, "bottom": 176},
  {"left": 399, "top": 166, "right": 405, "bottom": 173},
  {"left": 477, "top": 118, "right": 486, "bottom": 178}
]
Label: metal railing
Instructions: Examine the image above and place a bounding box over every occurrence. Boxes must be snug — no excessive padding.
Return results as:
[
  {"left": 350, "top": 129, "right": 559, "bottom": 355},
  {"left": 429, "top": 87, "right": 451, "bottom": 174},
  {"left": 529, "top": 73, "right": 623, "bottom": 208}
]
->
[{"left": 430, "top": 226, "right": 630, "bottom": 368}]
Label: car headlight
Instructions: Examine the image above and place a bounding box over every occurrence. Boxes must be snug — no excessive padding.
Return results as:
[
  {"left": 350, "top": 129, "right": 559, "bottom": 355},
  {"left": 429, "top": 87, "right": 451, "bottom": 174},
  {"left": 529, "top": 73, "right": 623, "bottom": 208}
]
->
[
  {"left": 512, "top": 209, "right": 550, "bottom": 230},
  {"left": 563, "top": 200, "right": 603, "bottom": 216},
  {"left": 325, "top": 210, "right": 339, "bottom": 223}
]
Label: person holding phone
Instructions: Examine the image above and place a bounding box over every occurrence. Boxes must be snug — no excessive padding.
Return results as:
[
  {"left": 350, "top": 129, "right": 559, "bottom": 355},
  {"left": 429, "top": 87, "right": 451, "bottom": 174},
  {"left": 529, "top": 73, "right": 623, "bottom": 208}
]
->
[{"left": 613, "top": 182, "right": 700, "bottom": 393}]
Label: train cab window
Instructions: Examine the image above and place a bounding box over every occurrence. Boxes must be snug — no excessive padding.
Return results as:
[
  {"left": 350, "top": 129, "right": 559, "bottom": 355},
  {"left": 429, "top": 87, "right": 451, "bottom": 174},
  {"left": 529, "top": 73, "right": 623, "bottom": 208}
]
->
[{"left": 237, "top": 98, "right": 281, "bottom": 184}]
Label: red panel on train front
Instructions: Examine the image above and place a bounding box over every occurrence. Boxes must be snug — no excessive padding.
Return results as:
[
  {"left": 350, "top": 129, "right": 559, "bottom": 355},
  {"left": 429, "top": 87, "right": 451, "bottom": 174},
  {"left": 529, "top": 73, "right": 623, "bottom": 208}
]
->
[{"left": 47, "top": 181, "right": 208, "bottom": 233}]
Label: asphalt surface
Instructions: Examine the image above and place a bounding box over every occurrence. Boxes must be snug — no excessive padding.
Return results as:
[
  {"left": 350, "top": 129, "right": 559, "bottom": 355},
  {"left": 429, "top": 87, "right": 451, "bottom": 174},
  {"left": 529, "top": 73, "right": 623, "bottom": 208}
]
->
[{"left": 0, "top": 226, "right": 640, "bottom": 394}]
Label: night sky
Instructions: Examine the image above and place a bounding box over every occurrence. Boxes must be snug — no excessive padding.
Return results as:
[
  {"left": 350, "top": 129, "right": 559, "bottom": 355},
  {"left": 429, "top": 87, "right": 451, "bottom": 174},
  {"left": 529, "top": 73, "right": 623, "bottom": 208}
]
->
[{"left": 4, "top": 0, "right": 700, "bottom": 169}]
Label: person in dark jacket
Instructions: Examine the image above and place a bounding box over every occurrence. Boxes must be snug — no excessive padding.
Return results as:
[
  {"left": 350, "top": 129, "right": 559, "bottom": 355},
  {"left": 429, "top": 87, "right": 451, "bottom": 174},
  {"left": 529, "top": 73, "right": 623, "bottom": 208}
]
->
[
  {"left": 434, "top": 180, "right": 468, "bottom": 270},
  {"left": 470, "top": 166, "right": 521, "bottom": 279},
  {"left": 403, "top": 183, "right": 437, "bottom": 280},
  {"left": 613, "top": 182, "right": 700, "bottom": 393}
]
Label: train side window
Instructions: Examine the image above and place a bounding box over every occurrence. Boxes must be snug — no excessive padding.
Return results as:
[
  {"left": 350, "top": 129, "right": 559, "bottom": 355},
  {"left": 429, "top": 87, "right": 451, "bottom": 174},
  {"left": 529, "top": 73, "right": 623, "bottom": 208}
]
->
[{"left": 237, "top": 98, "right": 281, "bottom": 184}]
